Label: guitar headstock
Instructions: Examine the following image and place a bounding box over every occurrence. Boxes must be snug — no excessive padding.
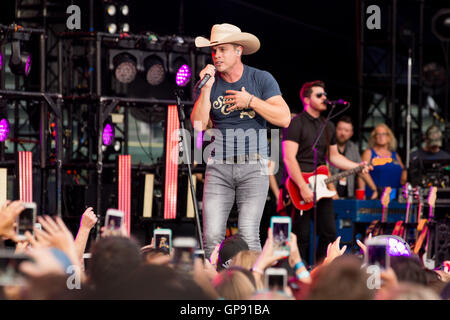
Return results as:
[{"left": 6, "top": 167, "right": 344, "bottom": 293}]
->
[
  {"left": 402, "top": 183, "right": 413, "bottom": 201},
  {"left": 372, "top": 157, "right": 393, "bottom": 167},
  {"left": 381, "top": 187, "right": 392, "bottom": 207},
  {"left": 414, "top": 187, "right": 424, "bottom": 205},
  {"left": 427, "top": 186, "right": 437, "bottom": 209}
]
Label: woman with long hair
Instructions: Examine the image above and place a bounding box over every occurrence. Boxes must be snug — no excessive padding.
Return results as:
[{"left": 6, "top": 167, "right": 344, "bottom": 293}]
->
[{"left": 361, "top": 124, "right": 407, "bottom": 199}]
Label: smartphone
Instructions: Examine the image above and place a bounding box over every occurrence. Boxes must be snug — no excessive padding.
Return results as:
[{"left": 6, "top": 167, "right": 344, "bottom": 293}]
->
[
  {"left": 104, "top": 209, "right": 124, "bottom": 236},
  {"left": 0, "top": 249, "right": 33, "bottom": 286},
  {"left": 16, "top": 202, "right": 37, "bottom": 241},
  {"left": 365, "top": 237, "right": 390, "bottom": 269},
  {"left": 172, "top": 237, "right": 197, "bottom": 273},
  {"left": 153, "top": 228, "right": 172, "bottom": 254},
  {"left": 83, "top": 253, "right": 92, "bottom": 274},
  {"left": 265, "top": 267, "right": 287, "bottom": 291},
  {"left": 270, "top": 216, "right": 291, "bottom": 257}
]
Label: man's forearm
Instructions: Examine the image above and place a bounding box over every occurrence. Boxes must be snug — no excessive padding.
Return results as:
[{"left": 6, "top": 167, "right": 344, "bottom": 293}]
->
[
  {"left": 329, "top": 153, "right": 359, "bottom": 171},
  {"left": 284, "top": 157, "right": 308, "bottom": 189},
  {"left": 191, "top": 88, "right": 212, "bottom": 130},
  {"left": 250, "top": 96, "right": 291, "bottom": 128}
]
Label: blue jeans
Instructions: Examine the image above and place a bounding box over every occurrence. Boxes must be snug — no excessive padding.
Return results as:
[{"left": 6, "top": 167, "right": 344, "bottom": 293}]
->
[{"left": 202, "top": 158, "right": 270, "bottom": 259}]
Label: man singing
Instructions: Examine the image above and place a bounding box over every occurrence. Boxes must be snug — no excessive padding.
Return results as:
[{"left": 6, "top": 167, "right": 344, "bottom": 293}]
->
[{"left": 191, "top": 23, "right": 291, "bottom": 258}]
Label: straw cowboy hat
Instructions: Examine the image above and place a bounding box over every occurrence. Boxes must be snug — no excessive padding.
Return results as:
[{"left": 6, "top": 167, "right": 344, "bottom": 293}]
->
[{"left": 195, "top": 23, "right": 260, "bottom": 55}]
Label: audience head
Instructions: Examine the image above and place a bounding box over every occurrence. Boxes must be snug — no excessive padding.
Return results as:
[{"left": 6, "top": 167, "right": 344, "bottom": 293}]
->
[
  {"left": 89, "top": 236, "right": 141, "bottom": 290},
  {"left": 217, "top": 234, "right": 249, "bottom": 271},
  {"left": 306, "top": 255, "right": 374, "bottom": 300},
  {"left": 390, "top": 256, "right": 427, "bottom": 286},
  {"left": 230, "top": 250, "right": 260, "bottom": 270},
  {"left": 212, "top": 267, "right": 256, "bottom": 300}
]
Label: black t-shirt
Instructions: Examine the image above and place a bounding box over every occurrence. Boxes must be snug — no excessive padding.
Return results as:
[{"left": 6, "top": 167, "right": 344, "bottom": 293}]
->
[{"left": 283, "top": 111, "right": 337, "bottom": 172}]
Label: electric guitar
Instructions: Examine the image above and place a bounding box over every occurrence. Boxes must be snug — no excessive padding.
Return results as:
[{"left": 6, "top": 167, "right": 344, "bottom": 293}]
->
[
  {"left": 285, "top": 158, "right": 392, "bottom": 211},
  {"left": 365, "top": 186, "right": 391, "bottom": 238},
  {"left": 414, "top": 187, "right": 437, "bottom": 260},
  {"left": 392, "top": 183, "right": 414, "bottom": 239}
]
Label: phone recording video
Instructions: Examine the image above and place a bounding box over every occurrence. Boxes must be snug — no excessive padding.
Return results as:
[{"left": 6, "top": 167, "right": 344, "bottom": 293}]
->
[
  {"left": 153, "top": 229, "right": 172, "bottom": 255},
  {"left": 172, "top": 237, "right": 197, "bottom": 273},
  {"left": 271, "top": 216, "right": 291, "bottom": 257},
  {"left": 16, "top": 202, "right": 37, "bottom": 241},
  {"left": 265, "top": 267, "right": 287, "bottom": 292},
  {"left": 104, "top": 209, "right": 124, "bottom": 236},
  {"left": 365, "top": 238, "right": 390, "bottom": 269}
]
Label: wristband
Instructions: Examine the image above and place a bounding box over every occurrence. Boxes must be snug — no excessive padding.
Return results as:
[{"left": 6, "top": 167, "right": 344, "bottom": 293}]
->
[
  {"left": 251, "top": 267, "right": 264, "bottom": 275},
  {"left": 294, "top": 261, "right": 305, "bottom": 271},
  {"left": 246, "top": 94, "right": 254, "bottom": 109},
  {"left": 296, "top": 270, "right": 310, "bottom": 280}
]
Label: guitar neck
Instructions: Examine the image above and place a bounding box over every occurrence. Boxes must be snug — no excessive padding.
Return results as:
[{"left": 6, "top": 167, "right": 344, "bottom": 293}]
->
[
  {"left": 325, "top": 165, "right": 363, "bottom": 184},
  {"left": 382, "top": 206, "right": 389, "bottom": 223}
]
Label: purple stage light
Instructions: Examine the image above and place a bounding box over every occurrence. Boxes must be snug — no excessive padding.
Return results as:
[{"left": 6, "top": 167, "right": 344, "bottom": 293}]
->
[
  {"left": 25, "top": 55, "right": 32, "bottom": 76},
  {"left": 387, "top": 236, "right": 411, "bottom": 257},
  {"left": 175, "top": 64, "right": 191, "bottom": 87},
  {"left": 0, "top": 118, "right": 10, "bottom": 142},
  {"left": 102, "top": 123, "right": 115, "bottom": 146},
  {"left": 0, "top": 53, "right": 3, "bottom": 70}
]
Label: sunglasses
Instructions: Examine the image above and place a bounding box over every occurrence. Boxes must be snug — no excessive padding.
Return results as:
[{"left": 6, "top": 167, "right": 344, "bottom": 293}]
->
[{"left": 316, "top": 92, "right": 327, "bottom": 98}]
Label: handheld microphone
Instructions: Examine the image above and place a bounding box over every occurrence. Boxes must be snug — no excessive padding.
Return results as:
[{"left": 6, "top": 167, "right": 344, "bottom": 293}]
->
[
  {"left": 197, "top": 67, "right": 216, "bottom": 89},
  {"left": 325, "top": 99, "right": 350, "bottom": 106}
]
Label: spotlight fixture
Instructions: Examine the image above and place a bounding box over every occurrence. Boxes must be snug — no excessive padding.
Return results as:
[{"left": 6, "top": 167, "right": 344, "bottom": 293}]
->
[
  {"left": 9, "top": 41, "right": 31, "bottom": 76},
  {"left": 144, "top": 55, "right": 166, "bottom": 86},
  {"left": 113, "top": 52, "right": 137, "bottom": 84},
  {"left": 0, "top": 53, "right": 3, "bottom": 71},
  {"left": 120, "top": 5, "right": 129, "bottom": 16},
  {"left": 106, "top": 4, "right": 116, "bottom": 16},
  {"left": 107, "top": 23, "right": 118, "bottom": 34},
  {"left": 0, "top": 118, "right": 10, "bottom": 142},
  {"left": 103, "top": 123, "right": 115, "bottom": 146},
  {"left": 373, "top": 235, "right": 411, "bottom": 257},
  {"left": 432, "top": 9, "right": 450, "bottom": 41},
  {"left": 120, "top": 23, "right": 130, "bottom": 33}
]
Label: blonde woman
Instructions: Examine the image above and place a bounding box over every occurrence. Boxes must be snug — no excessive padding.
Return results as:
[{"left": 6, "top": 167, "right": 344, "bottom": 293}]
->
[{"left": 361, "top": 124, "right": 407, "bottom": 199}]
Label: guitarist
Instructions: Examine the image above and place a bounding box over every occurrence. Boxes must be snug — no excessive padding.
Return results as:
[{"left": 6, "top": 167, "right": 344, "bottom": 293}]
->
[{"left": 283, "top": 80, "right": 371, "bottom": 264}]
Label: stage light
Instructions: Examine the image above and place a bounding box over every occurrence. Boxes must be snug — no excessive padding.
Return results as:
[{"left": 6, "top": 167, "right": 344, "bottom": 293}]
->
[
  {"left": 120, "top": 5, "right": 129, "bottom": 16},
  {"left": 432, "top": 9, "right": 450, "bottom": 41},
  {"left": 120, "top": 23, "right": 130, "bottom": 33},
  {"left": 0, "top": 53, "right": 3, "bottom": 71},
  {"left": 144, "top": 55, "right": 166, "bottom": 86},
  {"left": 106, "top": 4, "right": 116, "bottom": 16},
  {"left": 175, "top": 64, "right": 191, "bottom": 87},
  {"left": 373, "top": 235, "right": 411, "bottom": 257},
  {"left": 0, "top": 118, "right": 10, "bottom": 142},
  {"left": 107, "top": 23, "right": 117, "bottom": 34},
  {"left": 103, "top": 123, "right": 115, "bottom": 146},
  {"left": 113, "top": 53, "right": 137, "bottom": 84},
  {"left": 9, "top": 41, "right": 31, "bottom": 76}
]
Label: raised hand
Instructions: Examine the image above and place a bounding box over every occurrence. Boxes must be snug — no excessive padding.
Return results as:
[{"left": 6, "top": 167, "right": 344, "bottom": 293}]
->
[
  {"left": 79, "top": 207, "right": 98, "bottom": 230},
  {"left": 0, "top": 200, "right": 25, "bottom": 241},
  {"left": 323, "top": 236, "right": 347, "bottom": 265}
]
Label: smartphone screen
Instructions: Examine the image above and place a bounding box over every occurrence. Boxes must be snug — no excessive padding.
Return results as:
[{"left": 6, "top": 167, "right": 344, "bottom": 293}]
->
[
  {"left": 154, "top": 233, "right": 171, "bottom": 254},
  {"left": 367, "top": 244, "right": 388, "bottom": 269},
  {"left": 17, "top": 207, "right": 35, "bottom": 237},
  {"left": 271, "top": 217, "right": 291, "bottom": 256},
  {"left": 172, "top": 237, "right": 197, "bottom": 273},
  {"left": 268, "top": 274, "right": 286, "bottom": 291},
  {"left": 105, "top": 210, "right": 123, "bottom": 236}
]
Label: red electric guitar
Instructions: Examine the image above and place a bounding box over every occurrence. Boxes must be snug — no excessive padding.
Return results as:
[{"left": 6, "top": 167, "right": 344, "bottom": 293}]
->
[{"left": 285, "top": 158, "right": 392, "bottom": 211}]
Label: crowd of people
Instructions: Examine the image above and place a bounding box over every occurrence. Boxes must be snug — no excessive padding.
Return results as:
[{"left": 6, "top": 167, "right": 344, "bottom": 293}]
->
[{"left": 0, "top": 201, "right": 448, "bottom": 300}]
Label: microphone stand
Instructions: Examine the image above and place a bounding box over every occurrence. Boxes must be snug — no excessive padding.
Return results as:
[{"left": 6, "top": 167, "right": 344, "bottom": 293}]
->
[
  {"left": 174, "top": 90, "right": 204, "bottom": 251},
  {"left": 310, "top": 103, "right": 338, "bottom": 266}
]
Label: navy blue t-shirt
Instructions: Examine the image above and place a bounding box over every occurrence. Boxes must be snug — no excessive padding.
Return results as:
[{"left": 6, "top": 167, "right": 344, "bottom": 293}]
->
[{"left": 194, "top": 64, "right": 281, "bottom": 158}]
